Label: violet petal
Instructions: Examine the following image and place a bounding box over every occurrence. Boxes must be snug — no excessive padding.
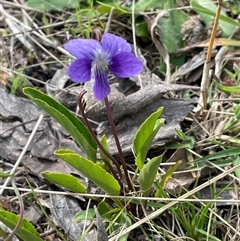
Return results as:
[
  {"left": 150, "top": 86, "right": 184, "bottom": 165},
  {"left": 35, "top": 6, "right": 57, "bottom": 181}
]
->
[
  {"left": 68, "top": 58, "right": 92, "bottom": 82},
  {"left": 64, "top": 39, "right": 101, "bottom": 60},
  {"left": 93, "top": 70, "right": 110, "bottom": 100},
  {"left": 102, "top": 33, "right": 132, "bottom": 57},
  {"left": 109, "top": 52, "right": 143, "bottom": 78}
]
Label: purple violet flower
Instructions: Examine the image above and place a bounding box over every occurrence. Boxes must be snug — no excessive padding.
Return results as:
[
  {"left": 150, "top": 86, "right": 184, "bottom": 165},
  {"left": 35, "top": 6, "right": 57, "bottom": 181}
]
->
[{"left": 64, "top": 33, "right": 143, "bottom": 100}]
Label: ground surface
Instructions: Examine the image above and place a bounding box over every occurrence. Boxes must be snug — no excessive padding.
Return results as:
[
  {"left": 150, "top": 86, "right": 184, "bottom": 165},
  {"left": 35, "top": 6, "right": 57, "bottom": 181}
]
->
[{"left": 1, "top": 0, "right": 240, "bottom": 241}]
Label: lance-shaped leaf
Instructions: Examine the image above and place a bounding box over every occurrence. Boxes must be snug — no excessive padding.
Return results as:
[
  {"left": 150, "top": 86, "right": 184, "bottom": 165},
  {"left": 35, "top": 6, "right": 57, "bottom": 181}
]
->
[
  {"left": 133, "top": 107, "right": 164, "bottom": 169},
  {"left": 139, "top": 155, "right": 162, "bottom": 197},
  {"left": 23, "top": 87, "right": 97, "bottom": 161},
  {"left": 0, "top": 210, "right": 44, "bottom": 241},
  {"left": 73, "top": 208, "right": 96, "bottom": 222},
  {"left": 55, "top": 149, "right": 120, "bottom": 195},
  {"left": 155, "top": 160, "right": 182, "bottom": 197},
  {"left": 42, "top": 172, "right": 87, "bottom": 193}
]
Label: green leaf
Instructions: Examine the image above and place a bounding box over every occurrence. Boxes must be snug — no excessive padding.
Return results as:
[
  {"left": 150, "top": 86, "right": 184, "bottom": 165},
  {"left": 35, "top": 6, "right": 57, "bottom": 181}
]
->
[
  {"left": 55, "top": 149, "right": 120, "bottom": 195},
  {"left": 223, "top": 105, "right": 240, "bottom": 131},
  {"left": 135, "top": 17, "right": 150, "bottom": 41},
  {"left": 110, "top": 212, "right": 131, "bottom": 241},
  {"left": 155, "top": 160, "right": 182, "bottom": 197},
  {"left": 235, "top": 105, "right": 240, "bottom": 119},
  {"left": 139, "top": 155, "right": 162, "bottom": 195},
  {"left": 98, "top": 200, "right": 111, "bottom": 220},
  {"left": 191, "top": 0, "right": 239, "bottom": 37},
  {"left": 0, "top": 172, "right": 11, "bottom": 178},
  {"left": 156, "top": 1, "right": 186, "bottom": 53},
  {"left": 97, "top": 1, "right": 129, "bottom": 14},
  {"left": 192, "top": 147, "right": 240, "bottom": 167},
  {"left": 196, "top": 229, "right": 222, "bottom": 241},
  {"left": 0, "top": 210, "right": 44, "bottom": 241},
  {"left": 26, "top": 0, "right": 81, "bottom": 12},
  {"left": 215, "top": 81, "right": 240, "bottom": 93},
  {"left": 97, "top": 135, "right": 113, "bottom": 171},
  {"left": 135, "top": 0, "right": 164, "bottom": 11},
  {"left": 23, "top": 87, "right": 97, "bottom": 161},
  {"left": 42, "top": 172, "right": 87, "bottom": 193},
  {"left": 175, "top": 130, "right": 195, "bottom": 149},
  {"left": 133, "top": 107, "right": 164, "bottom": 169},
  {"left": 73, "top": 208, "right": 96, "bottom": 222},
  {"left": 224, "top": 69, "right": 236, "bottom": 82},
  {"left": 233, "top": 155, "right": 240, "bottom": 179}
]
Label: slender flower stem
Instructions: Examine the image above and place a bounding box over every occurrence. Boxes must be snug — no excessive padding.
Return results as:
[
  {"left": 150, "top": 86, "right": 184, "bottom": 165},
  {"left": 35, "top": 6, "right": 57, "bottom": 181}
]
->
[
  {"left": 78, "top": 91, "right": 123, "bottom": 184},
  {"left": 104, "top": 97, "right": 133, "bottom": 191}
]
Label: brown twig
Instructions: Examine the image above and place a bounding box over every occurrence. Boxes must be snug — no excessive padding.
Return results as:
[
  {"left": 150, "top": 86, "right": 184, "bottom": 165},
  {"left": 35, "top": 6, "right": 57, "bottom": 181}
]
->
[{"left": 196, "top": 0, "right": 223, "bottom": 119}]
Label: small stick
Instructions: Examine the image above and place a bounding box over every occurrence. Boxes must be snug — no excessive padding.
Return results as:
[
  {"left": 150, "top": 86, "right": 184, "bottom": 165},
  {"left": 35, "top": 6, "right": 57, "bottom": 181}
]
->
[{"left": 196, "top": 0, "right": 223, "bottom": 119}]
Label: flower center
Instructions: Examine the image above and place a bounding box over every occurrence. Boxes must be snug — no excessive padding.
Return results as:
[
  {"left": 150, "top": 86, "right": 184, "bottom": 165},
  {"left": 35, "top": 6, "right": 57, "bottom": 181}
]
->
[{"left": 92, "top": 50, "right": 110, "bottom": 72}]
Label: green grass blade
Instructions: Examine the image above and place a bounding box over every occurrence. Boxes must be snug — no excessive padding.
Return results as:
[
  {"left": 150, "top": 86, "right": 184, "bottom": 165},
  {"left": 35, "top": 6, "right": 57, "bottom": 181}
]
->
[
  {"left": 215, "top": 81, "right": 240, "bottom": 93},
  {"left": 192, "top": 147, "right": 240, "bottom": 167}
]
